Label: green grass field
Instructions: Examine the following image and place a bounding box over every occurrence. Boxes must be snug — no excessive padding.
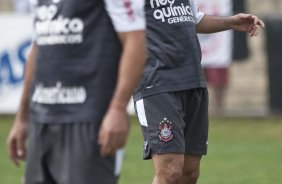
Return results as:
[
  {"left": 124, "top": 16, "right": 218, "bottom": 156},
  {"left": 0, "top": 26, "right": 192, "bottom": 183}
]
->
[{"left": 1, "top": 116, "right": 282, "bottom": 184}]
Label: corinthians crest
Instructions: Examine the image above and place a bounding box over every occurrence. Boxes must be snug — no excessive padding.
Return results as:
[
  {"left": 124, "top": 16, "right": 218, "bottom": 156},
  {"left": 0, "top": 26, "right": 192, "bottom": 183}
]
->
[{"left": 159, "top": 118, "right": 174, "bottom": 143}]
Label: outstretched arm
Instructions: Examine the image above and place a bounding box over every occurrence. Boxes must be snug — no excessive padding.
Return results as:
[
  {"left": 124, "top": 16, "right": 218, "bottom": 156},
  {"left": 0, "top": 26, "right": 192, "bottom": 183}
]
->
[{"left": 196, "top": 13, "right": 265, "bottom": 36}]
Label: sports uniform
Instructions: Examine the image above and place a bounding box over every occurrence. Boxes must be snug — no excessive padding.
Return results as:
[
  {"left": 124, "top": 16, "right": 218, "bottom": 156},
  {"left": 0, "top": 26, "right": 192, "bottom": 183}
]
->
[
  {"left": 134, "top": 0, "right": 208, "bottom": 159},
  {"left": 25, "top": 0, "right": 145, "bottom": 183}
]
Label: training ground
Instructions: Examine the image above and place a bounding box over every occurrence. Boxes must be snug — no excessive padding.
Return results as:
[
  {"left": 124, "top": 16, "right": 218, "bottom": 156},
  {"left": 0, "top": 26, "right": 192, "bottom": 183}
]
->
[{"left": 0, "top": 116, "right": 282, "bottom": 184}]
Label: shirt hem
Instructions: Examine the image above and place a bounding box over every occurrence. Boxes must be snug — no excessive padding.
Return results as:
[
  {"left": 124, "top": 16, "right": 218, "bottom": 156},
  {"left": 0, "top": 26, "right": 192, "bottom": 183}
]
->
[{"left": 133, "top": 82, "right": 207, "bottom": 101}]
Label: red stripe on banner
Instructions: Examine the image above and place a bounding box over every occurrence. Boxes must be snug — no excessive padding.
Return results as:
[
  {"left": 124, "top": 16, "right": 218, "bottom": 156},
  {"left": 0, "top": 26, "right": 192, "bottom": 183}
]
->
[{"left": 124, "top": 0, "right": 135, "bottom": 21}]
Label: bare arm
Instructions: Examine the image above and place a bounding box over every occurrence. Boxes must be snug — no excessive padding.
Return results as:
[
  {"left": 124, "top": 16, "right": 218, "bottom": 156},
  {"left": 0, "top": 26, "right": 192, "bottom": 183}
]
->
[
  {"left": 98, "top": 30, "right": 146, "bottom": 157},
  {"left": 15, "top": 43, "right": 36, "bottom": 123},
  {"left": 109, "top": 31, "right": 146, "bottom": 111},
  {"left": 196, "top": 14, "right": 265, "bottom": 36},
  {"left": 7, "top": 43, "right": 36, "bottom": 166}
]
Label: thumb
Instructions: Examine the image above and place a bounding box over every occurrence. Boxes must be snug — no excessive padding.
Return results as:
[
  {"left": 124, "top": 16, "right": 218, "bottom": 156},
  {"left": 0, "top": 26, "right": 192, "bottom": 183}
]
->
[{"left": 16, "top": 136, "right": 26, "bottom": 160}]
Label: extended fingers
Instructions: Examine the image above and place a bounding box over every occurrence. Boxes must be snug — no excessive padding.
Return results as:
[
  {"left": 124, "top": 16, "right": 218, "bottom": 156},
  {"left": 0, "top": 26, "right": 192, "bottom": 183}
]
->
[
  {"left": 249, "top": 25, "right": 260, "bottom": 37},
  {"left": 251, "top": 15, "right": 265, "bottom": 29},
  {"left": 248, "top": 15, "right": 264, "bottom": 37}
]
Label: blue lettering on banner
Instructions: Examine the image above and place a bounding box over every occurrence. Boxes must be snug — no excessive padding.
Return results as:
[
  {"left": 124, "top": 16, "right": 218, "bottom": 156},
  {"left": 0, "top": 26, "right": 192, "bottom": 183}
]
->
[{"left": 0, "top": 39, "right": 32, "bottom": 91}]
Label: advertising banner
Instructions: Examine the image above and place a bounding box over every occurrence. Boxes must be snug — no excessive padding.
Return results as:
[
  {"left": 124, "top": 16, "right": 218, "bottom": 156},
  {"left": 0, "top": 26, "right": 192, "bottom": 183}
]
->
[{"left": 0, "top": 13, "right": 32, "bottom": 113}]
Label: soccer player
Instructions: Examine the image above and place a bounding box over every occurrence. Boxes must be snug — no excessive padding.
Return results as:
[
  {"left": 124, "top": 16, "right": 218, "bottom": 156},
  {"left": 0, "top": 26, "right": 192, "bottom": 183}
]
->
[
  {"left": 134, "top": 0, "right": 264, "bottom": 184},
  {"left": 7, "top": 0, "right": 146, "bottom": 184}
]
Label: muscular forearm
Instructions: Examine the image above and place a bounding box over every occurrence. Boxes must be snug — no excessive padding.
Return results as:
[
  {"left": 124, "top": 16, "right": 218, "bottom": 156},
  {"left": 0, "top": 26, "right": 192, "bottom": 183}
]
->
[
  {"left": 109, "top": 31, "right": 146, "bottom": 110},
  {"left": 16, "top": 43, "right": 36, "bottom": 123},
  {"left": 196, "top": 14, "right": 234, "bottom": 34}
]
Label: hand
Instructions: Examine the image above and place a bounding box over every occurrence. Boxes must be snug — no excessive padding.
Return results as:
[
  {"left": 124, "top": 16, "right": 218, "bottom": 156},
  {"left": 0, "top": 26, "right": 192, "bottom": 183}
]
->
[
  {"left": 6, "top": 120, "right": 28, "bottom": 167},
  {"left": 230, "top": 13, "right": 265, "bottom": 37},
  {"left": 98, "top": 107, "right": 130, "bottom": 157}
]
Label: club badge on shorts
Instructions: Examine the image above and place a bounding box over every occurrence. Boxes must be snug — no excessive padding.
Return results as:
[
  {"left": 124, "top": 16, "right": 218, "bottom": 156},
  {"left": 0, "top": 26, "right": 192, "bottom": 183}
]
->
[{"left": 159, "top": 118, "right": 174, "bottom": 143}]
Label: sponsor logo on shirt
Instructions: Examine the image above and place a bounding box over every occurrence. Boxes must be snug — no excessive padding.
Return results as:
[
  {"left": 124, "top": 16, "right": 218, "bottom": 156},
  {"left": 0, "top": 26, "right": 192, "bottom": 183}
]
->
[
  {"left": 150, "top": 0, "right": 195, "bottom": 24},
  {"left": 34, "top": 0, "right": 84, "bottom": 45},
  {"left": 32, "top": 82, "right": 86, "bottom": 104}
]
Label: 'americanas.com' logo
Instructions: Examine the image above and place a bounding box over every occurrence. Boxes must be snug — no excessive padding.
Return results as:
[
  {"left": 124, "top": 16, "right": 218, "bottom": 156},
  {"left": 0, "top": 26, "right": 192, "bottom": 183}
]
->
[{"left": 150, "top": 0, "right": 196, "bottom": 24}]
